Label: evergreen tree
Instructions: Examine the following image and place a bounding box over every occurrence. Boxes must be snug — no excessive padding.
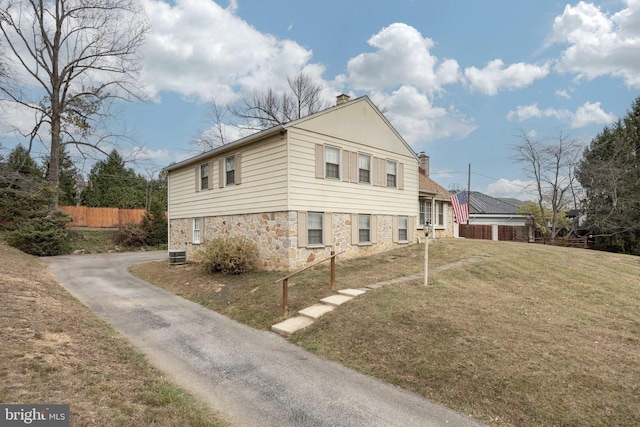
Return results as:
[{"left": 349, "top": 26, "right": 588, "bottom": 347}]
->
[
  {"left": 2, "top": 145, "right": 50, "bottom": 229},
  {"left": 140, "top": 198, "right": 167, "bottom": 246},
  {"left": 577, "top": 97, "right": 640, "bottom": 254},
  {"left": 1, "top": 146, "right": 70, "bottom": 255},
  {"left": 7, "top": 144, "right": 44, "bottom": 178},
  {"left": 80, "top": 149, "right": 146, "bottom": 209},
  {"left": 148, "top": 170, "right": 168, "bottom": 211}
]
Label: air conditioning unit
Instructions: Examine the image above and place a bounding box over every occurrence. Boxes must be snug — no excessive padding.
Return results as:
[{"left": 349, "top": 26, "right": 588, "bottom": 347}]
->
[{"left": 168, "top": 249, "right": 187, "bottom": 266}]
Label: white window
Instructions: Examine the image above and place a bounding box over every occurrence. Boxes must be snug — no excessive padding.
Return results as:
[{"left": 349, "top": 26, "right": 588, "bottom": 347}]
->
[
  {"left": 420, "top": 200, "right": 433, "bottom": 226},
  {"left": 307, "top": 212, "right": 323, "bottom": 246},
  {"left": 325, "top": 146, "right": 340, "bottom": 179},
  {"left": 398, "top": 216, "right": 408, "bottom": 241},
  {"left": 358, "top": 154, "right": 371, "bottom": 184},
  {"left": 225, "top": 155, "right": 235, "bottom": 185},
  {"left": 193, "top": 218, "right": 201, "bottom": 244},
  {"left": 358, "top": 214, "right": 371, "bottom": 244},
  {"left": 200, "top": 164, "right": 209, "bottom": 190},
  {"left": 437, "top": 201, "right": 444, "bottom": 226},
  {"left": 386, "top": 160, "right": 397, "bottom": 188}
]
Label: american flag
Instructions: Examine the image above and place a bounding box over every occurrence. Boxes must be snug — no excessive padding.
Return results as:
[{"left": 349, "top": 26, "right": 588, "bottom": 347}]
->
[{"left": 450, "top": 191, "right": 470, "bottom": 223}]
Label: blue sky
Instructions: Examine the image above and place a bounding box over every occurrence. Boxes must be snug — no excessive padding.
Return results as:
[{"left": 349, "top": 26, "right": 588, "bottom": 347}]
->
[{"left": 2, "top": 0, "right": 639, "bottom": 199}]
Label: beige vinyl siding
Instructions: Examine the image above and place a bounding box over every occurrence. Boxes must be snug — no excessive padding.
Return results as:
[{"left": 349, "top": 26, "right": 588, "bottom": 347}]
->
[
  {"left": 168, "top": 136, "right": 288, "bottom": 218},
  {"left": 294, "top": 98, "right": 416, "bottom": 157},
  {"left": 287, "top": 128, "right": 418, "bottom": 217}
]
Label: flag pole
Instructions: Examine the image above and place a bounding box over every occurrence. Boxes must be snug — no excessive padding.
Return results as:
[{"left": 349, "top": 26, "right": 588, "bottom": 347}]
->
[{"left": 466, "top": 163, "right": 471, "bottom": 227}]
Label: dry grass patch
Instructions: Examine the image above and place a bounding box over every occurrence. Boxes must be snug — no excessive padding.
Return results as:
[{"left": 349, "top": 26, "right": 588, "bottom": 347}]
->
[
  {"left": 0, "top": 239, "right": 227, "bottom": 426},
  {"left": 130, "top": 241, "right": 472, "bottom": 330},
  {"left": 133, "top": 239, "right": 640, "bottom": 427},
  {"left": 294, "top": 241, "right": 640, "bottom": 426}
]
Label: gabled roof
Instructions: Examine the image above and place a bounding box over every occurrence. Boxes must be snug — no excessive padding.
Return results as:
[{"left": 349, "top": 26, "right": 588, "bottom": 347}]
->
[
  {"left": 165, "top": 95, "right": 418, "bottom": 172},
  {"left": 463, "top": 191, "right": 523, "bottom": 215},
  {"left": 165, "top": 125, "right": 284, "bottom": 172},
  {"left": 419, "top": 168, "right": 451, "bottom": 200}
]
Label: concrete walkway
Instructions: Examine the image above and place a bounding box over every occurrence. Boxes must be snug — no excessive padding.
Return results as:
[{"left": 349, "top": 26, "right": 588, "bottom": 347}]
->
[
  {"left": 273, "top": 255, "right": 491, "bottom": 337},
  {"left": 47, "top": 251, "right": 486, "bottom": 427}
]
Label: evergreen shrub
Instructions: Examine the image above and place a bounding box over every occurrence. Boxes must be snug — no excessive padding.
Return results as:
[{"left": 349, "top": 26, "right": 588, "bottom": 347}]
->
[{"left": 7, "top": 210, "right": 71, "bottom": 256}]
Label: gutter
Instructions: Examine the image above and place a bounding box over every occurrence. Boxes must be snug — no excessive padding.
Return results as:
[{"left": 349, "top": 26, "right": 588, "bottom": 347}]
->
[{"left": 164, "top": 125, "right": 286, "bottom": 172}]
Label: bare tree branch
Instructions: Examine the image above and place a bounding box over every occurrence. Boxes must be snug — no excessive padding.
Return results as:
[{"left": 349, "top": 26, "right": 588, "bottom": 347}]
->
[
  {"left": 193, "top": 98, "right": 230, "bottom": 152},
  {"left": 0, "top": 0, "right": 148, "bottom": 207},
  {"left": 513, "top": 129, "right": 583, "bottom": 239},
  {"left": 227, "top": 72, "right": 332, "bottom": 132}
]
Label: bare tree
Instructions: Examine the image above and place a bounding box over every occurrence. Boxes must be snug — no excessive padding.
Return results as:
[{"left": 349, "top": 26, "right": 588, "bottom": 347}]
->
[
  {"left": 514, "top": 129, "right": 583, "bottom": 240},
  {"left": 0, "top": 0, "right": 148, "bottom": 207},
  {"left": 228, "top": 72, "right": 332, "bottom": 132},
  {"left": 193, "top": 98, "right": 230, "bottom": 151}
]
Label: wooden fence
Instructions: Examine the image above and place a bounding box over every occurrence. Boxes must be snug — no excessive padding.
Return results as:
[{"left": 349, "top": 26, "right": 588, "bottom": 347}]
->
[
  {"left": 535, "top": 236, "right": 588, "bottom": 248},
  {"left": 60, "top": 206, "right": 146, "bottom": 228},
  {"left": 459, "top": 224, "right": 529, "bottom": 242},
  {"left": 459, "top": 224, "right": 588, "bottom": 248}
]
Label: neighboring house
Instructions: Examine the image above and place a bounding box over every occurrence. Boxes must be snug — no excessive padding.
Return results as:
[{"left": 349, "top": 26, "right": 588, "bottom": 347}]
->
[
  {"left": 497, "top": 197, "right": 525, "bottom": 210},
  {"left": 165, "top": 95, "right": 419, "bottom": 271},
  {"left": 417, "top": 154, "right": 454, "bottom": 239},
  {"left": 456, "top": 191, "right": 528, "bottom": 241}
]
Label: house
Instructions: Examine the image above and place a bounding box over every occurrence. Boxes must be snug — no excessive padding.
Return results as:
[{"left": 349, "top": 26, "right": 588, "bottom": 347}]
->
[
  {"left": 417, "top": 153, "right": 454, "bottom": 238},
  {"left": 455, "top": 191, "right": 528, "bottom": 241},
  {"left": 165, "top": 95, "right": 420, "bottom": 271}
]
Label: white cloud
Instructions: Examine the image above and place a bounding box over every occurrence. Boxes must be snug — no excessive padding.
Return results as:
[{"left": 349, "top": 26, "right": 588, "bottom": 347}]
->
[
  {"left": 484, "top": 178, "right": 538, "bottom": 200},
  {"left": 556, "top": 89, "right": 571, "bottom": 99},
  {"left": 226, "top": 0, "right": 238, "bottom": 14},
  {"left": 463, "top": 59, "right": 551, "bottom": 95},
  {"left": 369, "top": 86, "right": 477, "bottom": 145},
  {"left": 551, "top": 0, "right": 640, "bottom": 87},
  {"left": 506, "top": 103, "right": 572, "bottom": 122},
  {"left": 507, "top": 101, "right": 615, "bottom": 128},
  {"left": 141, "top": 0, "right": 321, "bottom": 102},
  {"left": 572, "top": 101, "right": 617, "bottom": 128},
  {"left": 341, "top": 24, "right": 475, "bottom": 144},
  {"left": 0, "top": 100, "right": 45, "bottom": 139},
  {"left": 345, "top": 23, "right": 460, "bottom": 94},
  {"left": 128, "top": 145, "right": 171, "bottom": 162}
]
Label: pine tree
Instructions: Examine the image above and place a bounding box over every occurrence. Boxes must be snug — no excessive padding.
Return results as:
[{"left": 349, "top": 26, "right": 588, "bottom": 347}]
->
[
  {"left": 577, "top": 97, "right": 640, "bottom": 254},
  {"left": 80, "top": 149, "right": 146, "bottom": 209},
  {"left": 7, "top": 144, "right": 44, "bottom": 178}
]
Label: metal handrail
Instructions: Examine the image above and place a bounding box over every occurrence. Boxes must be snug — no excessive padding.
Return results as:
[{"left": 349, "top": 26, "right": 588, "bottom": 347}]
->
[{"left": 274, "top": 250, "right": 345, "bottom": 316}]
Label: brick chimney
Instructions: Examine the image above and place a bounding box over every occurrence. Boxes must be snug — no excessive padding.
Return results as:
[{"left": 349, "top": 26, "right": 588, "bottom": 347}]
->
[
  {"left": 418, "top": 152, "right": 429, "bottom": 177},
  {"left": 336, "top": 94, "right": 350, "bottom": 105}
]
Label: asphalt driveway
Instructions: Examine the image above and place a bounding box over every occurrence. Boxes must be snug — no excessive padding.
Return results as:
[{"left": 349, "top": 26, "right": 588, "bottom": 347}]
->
[{"left": 47, "top": 251, "right": 485, "bottom": 427}]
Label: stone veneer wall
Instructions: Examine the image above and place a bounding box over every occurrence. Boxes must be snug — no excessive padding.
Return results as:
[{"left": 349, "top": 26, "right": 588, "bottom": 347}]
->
[{"left": 169, "top": 211, "right": 417, "bottom": 271}]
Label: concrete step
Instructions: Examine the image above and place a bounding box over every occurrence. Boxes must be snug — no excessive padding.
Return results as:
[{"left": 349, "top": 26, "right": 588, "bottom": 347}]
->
[
  {"left": 338, "top": 288, "right": 367, "bottom": 297},
  {"left": 320, "top": 294, "right": 353, "bottom": 307},
  {"left": 272, "top": 291, "right": 360, "bottom": 337},
  {"left": 298, "top": 303, "right": 335, "bottom": 320},
  {"left": 271, "top": 316, "right": 314, "bottom": 337}
]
